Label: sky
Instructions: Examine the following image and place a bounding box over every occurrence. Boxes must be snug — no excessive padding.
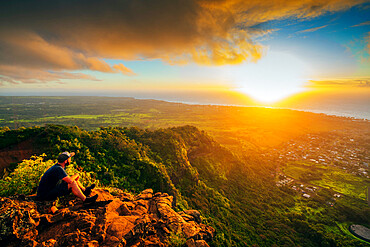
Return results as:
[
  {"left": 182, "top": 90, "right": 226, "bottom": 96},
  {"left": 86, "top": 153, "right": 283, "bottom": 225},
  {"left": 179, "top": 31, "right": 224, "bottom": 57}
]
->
[{"left": 0, "top": 0, "right": 369, "bottom": 114}]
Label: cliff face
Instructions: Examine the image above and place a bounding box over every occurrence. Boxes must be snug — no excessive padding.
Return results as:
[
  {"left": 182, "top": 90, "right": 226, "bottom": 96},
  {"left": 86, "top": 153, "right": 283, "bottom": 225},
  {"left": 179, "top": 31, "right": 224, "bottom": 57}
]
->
[
  {"left": 0, "top": 139, "right": 36, "bottom": 173},
  {"left": 0, "top": 189, "right": 214, "bottom": 247}
]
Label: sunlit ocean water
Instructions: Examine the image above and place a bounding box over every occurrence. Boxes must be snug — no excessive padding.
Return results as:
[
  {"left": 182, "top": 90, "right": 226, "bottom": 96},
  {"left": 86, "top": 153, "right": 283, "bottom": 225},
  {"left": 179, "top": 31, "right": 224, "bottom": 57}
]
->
[
  {"left": 283, "top": 107, "right": 369, "bottom": 120},
  {"left": 279, "top": 95, "right": 370, "bottom": 120}
]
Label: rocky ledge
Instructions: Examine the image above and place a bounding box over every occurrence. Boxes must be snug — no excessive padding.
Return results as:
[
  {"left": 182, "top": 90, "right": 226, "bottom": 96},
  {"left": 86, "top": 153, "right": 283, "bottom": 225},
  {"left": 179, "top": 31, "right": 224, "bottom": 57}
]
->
[{"left": 0, "top": 188, "right": 214, "bottom": 247}]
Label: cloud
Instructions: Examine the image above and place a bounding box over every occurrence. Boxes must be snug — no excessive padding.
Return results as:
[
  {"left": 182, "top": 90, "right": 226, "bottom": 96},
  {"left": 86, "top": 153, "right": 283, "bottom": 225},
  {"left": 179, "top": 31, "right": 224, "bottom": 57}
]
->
[
  {"left": 0, "top": 31, "right": 115, "bottom": 72},
  {"left": 297, "top": 25, "right": 329, "bottom": 34},
  {"left": 351, "top": 21, "right": 370, "bottom": 27},
  {"left": 0, "top": 0, "right": 368, "bottom": 84},
  {"left": 345, "top": 32, "right": 370, "bottom": 63},
  {"left": 0, "top": 65, "right": 100, "bottom": 84},
  {"left": 112, "top": 64, "right": 137, "bottom": 76},
  {"left": 306, "top": 79, "right": 370, "bottom": 88},
  {"left": 0, "top": 31, "right": 134, "bottom": 84}
]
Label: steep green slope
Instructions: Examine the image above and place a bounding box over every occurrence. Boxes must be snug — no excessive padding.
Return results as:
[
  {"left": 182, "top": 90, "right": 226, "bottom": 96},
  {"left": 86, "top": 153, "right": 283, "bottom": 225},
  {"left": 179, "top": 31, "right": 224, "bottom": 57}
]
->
[{"left": 0, "top": 125, "right": 368, "bottom": 246}]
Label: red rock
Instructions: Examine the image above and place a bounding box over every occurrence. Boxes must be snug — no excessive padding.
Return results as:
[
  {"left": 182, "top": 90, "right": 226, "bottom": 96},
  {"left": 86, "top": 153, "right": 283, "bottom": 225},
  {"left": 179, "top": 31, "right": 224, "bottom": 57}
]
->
[
  {"left": 137, "top": 189, "right": 154, "bottom": 200},
  {"left": 119, "top": 203, "right": 132, "bottom": 216},
  {"left": 95, "top": 188, "right": 116, "bottom": 201},
  {"left": 0, "top": 189, "right": 214, "bottom": 247},
  {"left": 186, "top": 239, "right": 210, "bottom": 247},
  {"left": 154, "top": 192, "right": 162, "bottom": 197},
  {"left": 136, "top": 199, "right": 150, "bottom": 209},
  {"left": 132, "top": 205, "right": 147, "bottom": 216},
  {"left": 182, "top": 222, "right": 201, "bottom": 239},
  {"left": 39, "top": 239, "right": 57, "bottom": 247},
  {"left": 107, "top": 198, "right": 125, "bottom": 215},
  {"left": 123, "top": 201, "right": 136, "bottom": 210},
  {"left": 0, "top": 198, "right": 40, "bottom": 244},
  {"left": 180, "top": 210, "right": 202, "bottom": 223},
  {"left": 103, "top": 235, "right": 125, "bottom": 247},
  {"left": 119, "top": 192, "right": 135, "bottom": 202},
  {"left": 186, "top": 238, "right": 196, "bottom": 247},
  {"left": 86, "top": 240, "right": 99, "bottom": 247},
  {"left": 121, "top": 215, "right": 141, "bottom": 224},
  {"left": 107, "top": 216, "right": 134, "bottom": 239}
]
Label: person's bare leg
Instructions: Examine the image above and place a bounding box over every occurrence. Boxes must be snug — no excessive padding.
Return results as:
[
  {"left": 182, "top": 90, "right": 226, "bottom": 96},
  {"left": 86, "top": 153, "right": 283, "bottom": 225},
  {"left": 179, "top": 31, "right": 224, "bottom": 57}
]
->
[
  {"left": 76, "top": 180, "right": 86, "bottom": 191},
  {"left": 68, "top": 181, "right": 86, "bottom": 201}
]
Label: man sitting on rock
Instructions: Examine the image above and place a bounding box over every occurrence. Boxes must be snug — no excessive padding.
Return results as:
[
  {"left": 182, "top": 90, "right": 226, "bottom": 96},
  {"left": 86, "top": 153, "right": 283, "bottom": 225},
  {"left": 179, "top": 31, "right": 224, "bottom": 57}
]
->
[{"left": 36, "top": 151, "right": 97, "bottom": 203}]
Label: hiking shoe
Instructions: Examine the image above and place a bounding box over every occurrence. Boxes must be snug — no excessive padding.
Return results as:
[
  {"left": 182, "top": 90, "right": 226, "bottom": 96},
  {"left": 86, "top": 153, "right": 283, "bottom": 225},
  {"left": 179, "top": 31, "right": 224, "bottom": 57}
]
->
[
  {"left": 83, "top": 184, "right": 96, "bottom": 196},
  {"left": 84, "top": 194, "right": 98, "bottom": 204}
]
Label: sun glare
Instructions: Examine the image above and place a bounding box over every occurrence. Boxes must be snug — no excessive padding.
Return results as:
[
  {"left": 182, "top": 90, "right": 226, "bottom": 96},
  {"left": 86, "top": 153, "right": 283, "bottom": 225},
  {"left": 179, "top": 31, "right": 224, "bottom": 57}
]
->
[{"left": 233, "top": 51, "right": 311, "bottom": 104}]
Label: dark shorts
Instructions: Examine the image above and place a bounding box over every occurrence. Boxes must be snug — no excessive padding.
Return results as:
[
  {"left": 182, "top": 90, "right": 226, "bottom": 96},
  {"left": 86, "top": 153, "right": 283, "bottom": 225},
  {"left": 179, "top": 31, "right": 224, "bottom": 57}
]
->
[{"left": 41, "top": 179, "right": 71, "bottom": 201}]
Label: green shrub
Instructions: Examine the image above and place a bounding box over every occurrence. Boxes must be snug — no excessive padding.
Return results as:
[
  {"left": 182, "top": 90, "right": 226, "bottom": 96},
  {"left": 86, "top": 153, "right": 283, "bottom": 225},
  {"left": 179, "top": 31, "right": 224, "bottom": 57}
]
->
[
  {"left": 65, "top": 160, "right": 100, "bottom": 188},
  {"left": 167, "top": 231, "right": 187, "bottom": 247},
  {"left": 0, "top": 154, "right": 99, "bottom": 197}
]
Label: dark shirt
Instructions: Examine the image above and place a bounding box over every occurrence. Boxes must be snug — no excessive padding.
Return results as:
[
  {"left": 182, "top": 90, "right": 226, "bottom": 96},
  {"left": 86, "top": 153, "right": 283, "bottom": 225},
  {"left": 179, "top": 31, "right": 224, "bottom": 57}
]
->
[{"left": 37, "top": 163, "right": 68, "bottom": 199}]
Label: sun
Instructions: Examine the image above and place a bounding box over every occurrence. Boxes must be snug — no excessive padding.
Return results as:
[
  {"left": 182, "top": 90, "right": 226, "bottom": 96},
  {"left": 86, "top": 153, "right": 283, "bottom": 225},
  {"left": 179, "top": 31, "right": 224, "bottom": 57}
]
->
[
  {"left": 233, "top": 51, "right": 311, "bottom": 104},
  {"left": 238, "top": 86, "right": 305, "bottom": 104}
]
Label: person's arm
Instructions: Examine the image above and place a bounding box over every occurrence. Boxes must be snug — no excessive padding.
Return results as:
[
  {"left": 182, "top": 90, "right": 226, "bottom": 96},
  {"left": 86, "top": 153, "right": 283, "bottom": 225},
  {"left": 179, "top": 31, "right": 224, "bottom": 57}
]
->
[
  {"left": 62, "top": 174, "right": 80, "bottom": 184},
  {"left": 62, "top": 176, "right": 74, "bottom": 184}
]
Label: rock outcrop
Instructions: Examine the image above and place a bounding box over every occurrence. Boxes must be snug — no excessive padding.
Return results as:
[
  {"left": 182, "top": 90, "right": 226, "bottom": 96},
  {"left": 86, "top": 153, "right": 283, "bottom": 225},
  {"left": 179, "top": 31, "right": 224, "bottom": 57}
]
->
[{"left": 0, "top": 188, "right": 214, "bottom": 247}]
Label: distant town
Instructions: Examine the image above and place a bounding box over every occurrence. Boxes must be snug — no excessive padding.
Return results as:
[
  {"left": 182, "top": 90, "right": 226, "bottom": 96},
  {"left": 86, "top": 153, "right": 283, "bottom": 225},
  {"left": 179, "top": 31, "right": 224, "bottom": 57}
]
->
[
  {"left": 263, "top": 129, "right": 369, "bottom": 204},
  {"left": 270, "top": 130, "right": 369, "bottom": 178}
]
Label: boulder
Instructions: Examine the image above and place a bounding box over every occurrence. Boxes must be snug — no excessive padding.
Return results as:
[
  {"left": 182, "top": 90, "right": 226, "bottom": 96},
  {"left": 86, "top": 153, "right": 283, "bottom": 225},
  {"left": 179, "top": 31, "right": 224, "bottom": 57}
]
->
[
  {"left": 136, "top": 189, "right": 153, "bottom": 200},
  {"left": 179, "top": 210, "right": 202, "bottom": 224},
  {"left": 186, "top": 239, "right": 210, "bottom": 247}
]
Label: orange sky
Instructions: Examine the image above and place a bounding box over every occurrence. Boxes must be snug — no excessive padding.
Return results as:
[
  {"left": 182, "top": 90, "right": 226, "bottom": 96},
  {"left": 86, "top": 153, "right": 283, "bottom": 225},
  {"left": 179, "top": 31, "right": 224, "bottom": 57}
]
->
[{"left": 0, "top": 0, "right": 369, "bottom": 117}]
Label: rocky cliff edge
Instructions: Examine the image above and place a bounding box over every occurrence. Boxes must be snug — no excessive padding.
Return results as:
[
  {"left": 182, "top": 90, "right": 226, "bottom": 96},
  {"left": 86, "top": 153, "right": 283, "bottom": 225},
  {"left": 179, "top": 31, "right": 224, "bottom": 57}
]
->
[{"left": 0, "top": 188, "right": 215, "bottom": 247}]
